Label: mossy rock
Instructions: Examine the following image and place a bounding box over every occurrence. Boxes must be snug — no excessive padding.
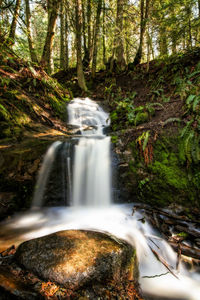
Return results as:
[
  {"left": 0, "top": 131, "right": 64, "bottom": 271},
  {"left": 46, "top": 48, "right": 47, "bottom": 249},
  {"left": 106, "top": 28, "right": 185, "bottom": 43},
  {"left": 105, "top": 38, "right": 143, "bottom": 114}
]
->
[
  {"left": 15, "top": 230, "right": 138, "bottom": 289},
  {"left": 127, "top": 131, "right": 200, "bottom": 208}
]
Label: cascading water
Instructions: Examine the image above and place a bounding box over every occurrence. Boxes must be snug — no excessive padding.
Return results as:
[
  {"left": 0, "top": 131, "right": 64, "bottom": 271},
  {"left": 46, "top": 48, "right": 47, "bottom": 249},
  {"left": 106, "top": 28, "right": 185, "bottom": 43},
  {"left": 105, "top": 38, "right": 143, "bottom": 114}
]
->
[
  {"left": 0, "top": 98, "right": 200, "bottom": 300},
  {"left": 68, "top": 97, "right": 111, "bottom": 206},
  {"left": 31, "top": 97, "right": 111, "bottom": 207}
]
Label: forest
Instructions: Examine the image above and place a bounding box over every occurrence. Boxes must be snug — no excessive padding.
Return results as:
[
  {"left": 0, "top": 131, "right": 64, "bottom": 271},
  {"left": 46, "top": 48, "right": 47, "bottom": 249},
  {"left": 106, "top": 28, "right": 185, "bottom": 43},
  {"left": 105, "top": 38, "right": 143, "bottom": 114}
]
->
[{"left": 0, "top": 0, "right": 200, "bottom": 299}]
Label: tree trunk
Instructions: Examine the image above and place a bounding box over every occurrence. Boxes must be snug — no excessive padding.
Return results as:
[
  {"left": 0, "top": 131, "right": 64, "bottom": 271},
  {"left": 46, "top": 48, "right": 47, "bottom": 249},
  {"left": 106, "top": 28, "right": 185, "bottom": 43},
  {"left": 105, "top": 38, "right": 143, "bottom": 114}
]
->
[
  {"left": 76, "top": 0, "right": 87, "bottom": 91},
  {"left": 41, "top": 0, "right": 61, "bottom": 73},
  {"left": 92, "top": 0, "right": 102, "bottom": 78},
  {"left": 64, "top": 0, "right": 69, "bottom": 70},
  {"left": 133, "top": 0, "right": 150, "bottom": 66},
  {"left": 60, "top": 0, "right": 65, "bottom": 68},
  {"left": 8, "top": 0, "right": 21, "bottom": 44},
  {"left": 102, "top": 0, "right": 106, "bottom": 65},
  {"left": 115, "top": 0, "right": 126, "bottom": 70},
  {"left": 25, "top": 0, "right": 38, "bottom": 63},
  {"left": 82, "top": 0, "right": 87, "bottom": 56},
  {"left": 198, "top": 0, "right": 200, "bottom": 18},
  {"left": 159, "top": 25, "right": 168, "bottom": 56},
  {"left": 87, "top": 0, "right": 92, "bottom": 56}
]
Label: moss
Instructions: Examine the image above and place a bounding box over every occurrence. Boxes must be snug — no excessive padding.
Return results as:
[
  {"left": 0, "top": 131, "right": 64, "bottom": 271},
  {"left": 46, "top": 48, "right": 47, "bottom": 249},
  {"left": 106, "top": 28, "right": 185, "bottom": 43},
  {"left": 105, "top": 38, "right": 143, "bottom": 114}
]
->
[{"left": 127, "top": 132, "right": 200, "bottom": 208}]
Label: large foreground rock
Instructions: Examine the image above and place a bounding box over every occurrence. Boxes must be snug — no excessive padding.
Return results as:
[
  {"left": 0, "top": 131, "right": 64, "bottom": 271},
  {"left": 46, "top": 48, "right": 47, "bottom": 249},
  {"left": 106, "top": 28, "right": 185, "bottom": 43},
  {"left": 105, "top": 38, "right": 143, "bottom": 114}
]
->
[{"left": 15, "top": 230, "right": 138, "bottom": 290}]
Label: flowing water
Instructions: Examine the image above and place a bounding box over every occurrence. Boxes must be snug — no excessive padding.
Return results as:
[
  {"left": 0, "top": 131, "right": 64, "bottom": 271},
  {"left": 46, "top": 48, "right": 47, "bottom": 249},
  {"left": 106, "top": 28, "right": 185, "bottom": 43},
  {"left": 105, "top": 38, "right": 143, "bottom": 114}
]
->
[{"left": 0, "top": 98, "right": 200, "bottom": 300}]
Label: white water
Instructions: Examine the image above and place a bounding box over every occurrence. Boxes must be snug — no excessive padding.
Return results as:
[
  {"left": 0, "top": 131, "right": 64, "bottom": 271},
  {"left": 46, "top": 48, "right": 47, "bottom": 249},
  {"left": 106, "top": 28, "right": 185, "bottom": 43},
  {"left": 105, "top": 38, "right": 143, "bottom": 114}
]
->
[
  {"left": 69, "top": 97, "right": 112, "bottom": 206},
  {"left": 0, "top": 98, "right": 200, "bottom": 299},
  {"left": 32, "top": 141, "right": 62, "bottom": 208},
  {"left": 0, "top": 205, "right": 200, "bottom": 300},
  {"left": 67, "top": 97, "right": 110, "bottom": 135}
]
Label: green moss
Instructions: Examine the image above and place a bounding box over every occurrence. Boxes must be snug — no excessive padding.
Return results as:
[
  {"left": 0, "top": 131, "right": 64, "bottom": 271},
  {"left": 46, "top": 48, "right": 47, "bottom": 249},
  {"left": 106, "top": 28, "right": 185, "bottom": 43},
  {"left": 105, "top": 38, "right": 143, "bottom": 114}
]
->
[
  {"left": 127, "top": 132, "right": 200, "bottom": 208},
  {"left": 150, "top": 161, "right": 188, "bottom": 190}
]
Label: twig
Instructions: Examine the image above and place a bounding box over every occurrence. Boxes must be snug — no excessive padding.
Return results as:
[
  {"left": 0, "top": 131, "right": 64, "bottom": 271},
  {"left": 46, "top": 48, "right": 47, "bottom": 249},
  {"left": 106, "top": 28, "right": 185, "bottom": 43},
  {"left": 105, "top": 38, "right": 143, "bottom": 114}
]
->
[
  {"left": 149, "top": 245, "right": 179, "bottom": 280},
  {"left": 142, "top": 272, "right": 169, "bottom": 279}
]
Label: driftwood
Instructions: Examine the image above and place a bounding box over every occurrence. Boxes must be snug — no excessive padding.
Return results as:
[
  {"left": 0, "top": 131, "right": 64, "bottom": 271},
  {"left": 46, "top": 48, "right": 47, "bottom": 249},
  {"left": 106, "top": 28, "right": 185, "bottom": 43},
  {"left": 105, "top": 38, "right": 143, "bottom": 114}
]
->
[
  {"left": 170, "top": 242, "right": 200, "bottom": 260},
  {"left": 133, "top": 204, "right": 200, "bottom": 265}
]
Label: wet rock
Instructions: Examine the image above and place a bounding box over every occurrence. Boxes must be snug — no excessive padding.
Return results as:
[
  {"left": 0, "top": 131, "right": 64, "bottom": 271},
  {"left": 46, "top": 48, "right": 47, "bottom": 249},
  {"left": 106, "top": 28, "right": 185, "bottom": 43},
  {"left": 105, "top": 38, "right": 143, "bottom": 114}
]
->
[
  {"left": 0, "top": 266, "right": 39, "bottom": 300},
  {"left": 27, "top": 159, "right": 40, "bottom": 175},
  {"left": 15, "top": 230, "right": 138, "bottom": 290}
]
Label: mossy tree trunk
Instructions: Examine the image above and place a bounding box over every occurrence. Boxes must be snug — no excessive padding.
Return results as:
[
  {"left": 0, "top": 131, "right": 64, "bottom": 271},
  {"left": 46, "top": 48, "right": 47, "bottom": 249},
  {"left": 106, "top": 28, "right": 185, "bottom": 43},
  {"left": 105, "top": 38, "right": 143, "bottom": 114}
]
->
[
  {"left": 75, "top": 0, "right": 87, "bottom": 91},
  {"left": 25, "top": 0, "right": 38, "bottom": 63}
]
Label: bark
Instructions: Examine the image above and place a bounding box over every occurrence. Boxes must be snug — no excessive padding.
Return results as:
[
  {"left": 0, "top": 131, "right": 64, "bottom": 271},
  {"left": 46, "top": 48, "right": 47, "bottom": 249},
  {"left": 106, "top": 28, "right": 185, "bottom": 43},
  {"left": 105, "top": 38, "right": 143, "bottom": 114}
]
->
[
  {"left": 82, "top": 0, "right": 87, "bottom": 56},
  {"left": 115, "top": 0, "right": 126, "bottom": 70},
  {"left": 75, "top": 0, "right": 87, "bottom": 91},
  {"left": 133, "top": 0, "right": 150, "bottom": 66},
  {"left": 198, "top": 0, "right": 200, "bottom": 18},
  {"left": 41, "top": 0, "right": 61, "bottom": 73},
  {"left": 25, "top": 0, "right": 38, "bottom": 63},
  {"left": 8, "top": 0, "right": 21, "bottom": 43},
  {"left": 87, "top": 0, "right": 91, "bottom": 55},
  {"left": 64, "top": 0, "right": 69, "bottom": 70},
  {"left": 92, "top": 0, "right": 102, "bottom": 78},
  {"left": 60, "top": 0, "right": 65, "bottom": 68},
  {"left": 102, "top": 0, "right": 106, "bottom": 65},
  {"left": 159, "top": 25, "right": 168, "bottom": 56}
]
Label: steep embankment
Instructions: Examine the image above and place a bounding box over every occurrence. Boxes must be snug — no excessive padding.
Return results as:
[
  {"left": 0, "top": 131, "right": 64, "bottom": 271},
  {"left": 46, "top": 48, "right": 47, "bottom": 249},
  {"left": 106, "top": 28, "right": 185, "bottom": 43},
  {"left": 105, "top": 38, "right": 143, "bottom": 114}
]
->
[
  {"left": 0, "top": 43, "right": 71, "bottom": 219},
  {"left": 106, "top": 49, "right": 200, "bottom": 211}
]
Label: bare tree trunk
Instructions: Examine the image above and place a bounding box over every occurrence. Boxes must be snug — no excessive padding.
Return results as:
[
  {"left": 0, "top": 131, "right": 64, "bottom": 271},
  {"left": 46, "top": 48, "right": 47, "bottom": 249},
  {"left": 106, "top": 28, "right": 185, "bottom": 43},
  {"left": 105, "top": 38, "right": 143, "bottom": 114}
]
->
[
  {"left": 87, "top": 0, "right": 92, "bottom": 67},
  {"left": 41, "top": 0, "right": 61, "bottom": 73},
  {"left": 102, "top": 0, "right": 106, "bottom": 65},
  {"left": 82, "top": 0, "right": 87, "bottom": 56},
  {"left": 76, "top": 0, "right": 87, "bottom": 91},
  {"left": 64, "top": 0, "right": 69, "bottom": 70},
  {"left": 25, "top": 0, "right": 38, "bottom": 63},
  {"left": 198, "top": 0, "right": 200, "bottom": 18},
  {"left": 60, "top": 0, "right": 65, "bottom": 68},
  {"left": 8, "top": 0, "right": 21, "bottom": 44},
  {"left": 92, "top": 0, "right": 102, "bottom": 78},
  {"left": 115, "top": 0, "right": 126, "bottom": 70},
  {"left": 133, "top": 0, "right": 150, "bottom": 66}
]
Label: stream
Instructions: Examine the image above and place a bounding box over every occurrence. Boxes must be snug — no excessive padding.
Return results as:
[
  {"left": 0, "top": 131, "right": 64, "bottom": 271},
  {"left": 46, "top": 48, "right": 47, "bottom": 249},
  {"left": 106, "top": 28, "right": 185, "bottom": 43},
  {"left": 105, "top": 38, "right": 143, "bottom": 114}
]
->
[{"left": 0, "top": 98, "right": 200, "bottom": 300}]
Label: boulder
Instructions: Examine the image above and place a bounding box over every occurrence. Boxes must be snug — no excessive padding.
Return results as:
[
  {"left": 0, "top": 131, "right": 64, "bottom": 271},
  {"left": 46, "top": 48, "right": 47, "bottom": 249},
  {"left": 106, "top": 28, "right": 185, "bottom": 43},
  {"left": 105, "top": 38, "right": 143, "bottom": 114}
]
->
[{"left": 15, "top": 230, "right": 138, "bottom": 290}]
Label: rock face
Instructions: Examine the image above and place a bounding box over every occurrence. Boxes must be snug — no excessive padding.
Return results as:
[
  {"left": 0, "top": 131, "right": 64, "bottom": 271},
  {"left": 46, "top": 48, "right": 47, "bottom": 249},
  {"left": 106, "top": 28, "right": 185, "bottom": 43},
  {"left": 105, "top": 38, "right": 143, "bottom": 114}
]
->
[{"left": 15, "top": 230, "right": 138, "bottom": 290}]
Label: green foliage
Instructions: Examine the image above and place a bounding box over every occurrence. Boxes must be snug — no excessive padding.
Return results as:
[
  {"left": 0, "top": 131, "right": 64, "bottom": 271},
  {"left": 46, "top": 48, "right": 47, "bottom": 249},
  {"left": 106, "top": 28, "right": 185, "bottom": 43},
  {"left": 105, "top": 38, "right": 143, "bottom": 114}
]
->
[
  {"left": 136, "top": 131, "right": 150, "bottom": 151},
  {"left": 110, "top": 93, "right": 162, "bottom": 130}
]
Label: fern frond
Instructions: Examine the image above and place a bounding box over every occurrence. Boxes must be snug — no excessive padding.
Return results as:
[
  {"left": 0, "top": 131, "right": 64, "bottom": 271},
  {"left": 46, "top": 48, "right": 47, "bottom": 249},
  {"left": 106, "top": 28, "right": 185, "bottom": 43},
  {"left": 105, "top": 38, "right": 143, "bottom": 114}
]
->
[{"left": 163, "top": 117, "right": 181, "bottom": 126}]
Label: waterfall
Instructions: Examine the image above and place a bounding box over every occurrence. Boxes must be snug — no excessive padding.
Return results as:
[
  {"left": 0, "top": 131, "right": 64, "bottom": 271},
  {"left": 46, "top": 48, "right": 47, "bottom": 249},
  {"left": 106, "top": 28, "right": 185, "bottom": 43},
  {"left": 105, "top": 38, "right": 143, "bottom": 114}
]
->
[
  {"left": 32, "top": 98, "right": 111, "bottom": 207},
  {"left": 32, "top": 141, "right": 62, "bottom": 208},
  {"left": 68, "top": 98, "right": 111, "bottom": 206}
]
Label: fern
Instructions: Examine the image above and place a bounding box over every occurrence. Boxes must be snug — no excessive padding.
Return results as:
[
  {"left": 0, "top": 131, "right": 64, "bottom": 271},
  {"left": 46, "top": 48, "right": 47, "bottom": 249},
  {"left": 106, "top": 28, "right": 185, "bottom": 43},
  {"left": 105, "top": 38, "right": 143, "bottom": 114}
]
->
[
  {"left": 163, "top": 117, "right": 181, "bottom": 126},
  {"left": 192, "top": 96, "right": 200, "bottom": 112},
  {"left": 186, "top": 94, "right": 196, "bottom": 105}
]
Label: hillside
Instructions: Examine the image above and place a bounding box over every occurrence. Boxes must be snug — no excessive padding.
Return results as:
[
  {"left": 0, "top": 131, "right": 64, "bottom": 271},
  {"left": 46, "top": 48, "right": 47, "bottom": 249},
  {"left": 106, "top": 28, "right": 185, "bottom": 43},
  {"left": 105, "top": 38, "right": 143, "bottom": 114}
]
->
[{"left": 0, "top": 43, "right": 71, "bottom": 219}]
